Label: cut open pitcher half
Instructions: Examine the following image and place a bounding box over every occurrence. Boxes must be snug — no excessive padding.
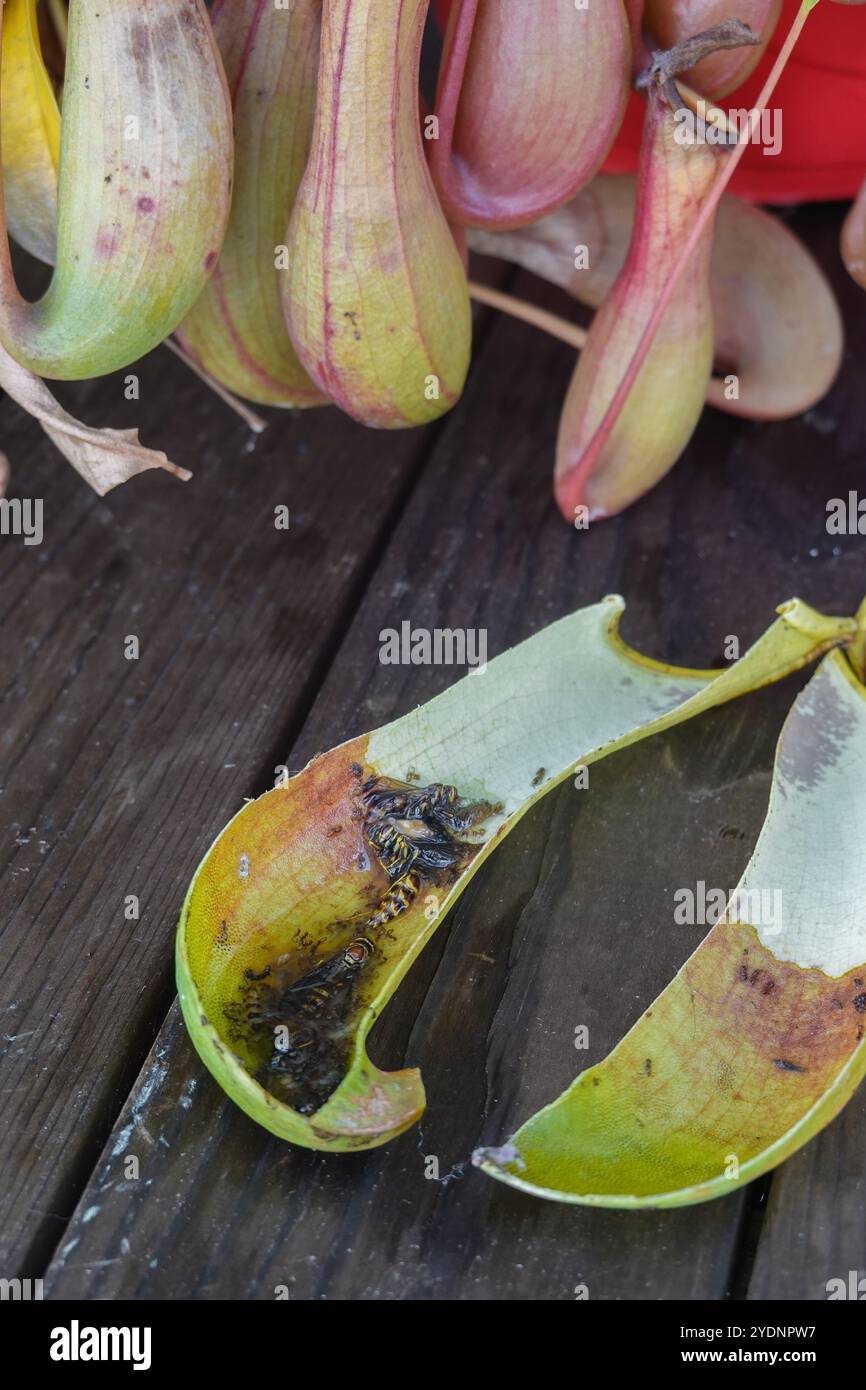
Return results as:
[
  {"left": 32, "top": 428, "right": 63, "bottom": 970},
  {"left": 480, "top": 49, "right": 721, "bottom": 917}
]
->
[{"left": 177, "top": 594, "right": 866, "bottom": 1209}]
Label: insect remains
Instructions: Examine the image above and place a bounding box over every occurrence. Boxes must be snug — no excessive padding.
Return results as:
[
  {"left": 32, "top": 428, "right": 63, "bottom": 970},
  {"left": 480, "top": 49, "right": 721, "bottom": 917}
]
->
[
  {"left": 238, "top": 935, "right": 376, "bottom": 1115},
  {"left": 358, "top": 774, "right": 485, "bottom": 927},
  {"left": 232, "top": 773, "right": 490, "bottom": 1115}
]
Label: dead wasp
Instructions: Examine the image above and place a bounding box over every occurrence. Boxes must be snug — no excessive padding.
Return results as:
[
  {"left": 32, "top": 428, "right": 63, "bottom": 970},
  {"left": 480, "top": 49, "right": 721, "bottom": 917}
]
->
[
  {"left": 265, "top": 1020, "right": 345, "bottom": 1115},
  {"left": 273, "top": 935, "right": 375, "bottom": 1019},
  {"left": 270, "top": 1019, "right": 318, "bottom": 1065},
  {"left": 258, "top": 936, "right": 376, "bottom": 1110},
  {"left": 367, "top": 869, "right": 423, "bottom": 927},
  {"left": 241, "top": 936, "right": 374, "bottom": 1040},
  {"left": 357, "top": 775, "right": 484, "bottom": 928},
  {"left": 361, "top": 775, "right": 479, "bottom": 872},
  {"left": 366, "top": 814, "right": 459, "bottom": 881},
  {"left": 359, "top": 775, "right": 473, "bottom": 835}
]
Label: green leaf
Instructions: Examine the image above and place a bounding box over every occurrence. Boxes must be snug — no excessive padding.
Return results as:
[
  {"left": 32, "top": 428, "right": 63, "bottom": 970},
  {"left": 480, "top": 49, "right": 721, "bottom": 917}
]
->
[{"left": 176, "top": 596, "right": 854, "bottom": 1152}]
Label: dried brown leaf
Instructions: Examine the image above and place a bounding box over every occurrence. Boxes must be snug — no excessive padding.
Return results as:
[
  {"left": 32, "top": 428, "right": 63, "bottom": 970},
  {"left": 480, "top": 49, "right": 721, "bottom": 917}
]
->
[{"left": 0, "top": 341, "right": 191, "bottom": 495}]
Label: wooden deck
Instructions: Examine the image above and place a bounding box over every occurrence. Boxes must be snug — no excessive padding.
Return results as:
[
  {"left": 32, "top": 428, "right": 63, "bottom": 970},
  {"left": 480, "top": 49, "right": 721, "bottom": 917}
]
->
[{"left": 1, "top": 202, "right": 864, "bottom": 1300}]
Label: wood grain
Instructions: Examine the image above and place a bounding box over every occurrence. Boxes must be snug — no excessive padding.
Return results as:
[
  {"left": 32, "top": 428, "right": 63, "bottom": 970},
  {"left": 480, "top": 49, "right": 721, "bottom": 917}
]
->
[
  {"left": 0, "top": 335, "right": 438, "bottom": 1277},
  {"left": 6, "top": 204, "right": 866, "bottom": 1299}
]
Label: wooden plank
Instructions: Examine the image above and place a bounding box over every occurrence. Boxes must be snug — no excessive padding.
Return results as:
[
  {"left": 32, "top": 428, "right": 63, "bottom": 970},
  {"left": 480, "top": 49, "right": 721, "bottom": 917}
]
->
[
  {"left": 746, "top": 1089, "right": 866, "bottom": 1301},
  {"left": 37, "top": 204, "right": 866, "bottom": 1299},
  {"left": 43, "top": 694, "right": 785, "bottom": 1300},
  {"left": 0, "top": 332, "right": 443, "bottom": 1277},
  {"left": 40, "top": 234, "right": 855, "bottom": 1302}
]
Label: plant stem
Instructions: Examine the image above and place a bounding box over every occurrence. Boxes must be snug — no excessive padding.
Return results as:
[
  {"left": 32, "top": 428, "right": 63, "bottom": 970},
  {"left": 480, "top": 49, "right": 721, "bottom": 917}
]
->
[
  {"left": 649, "top": 18, "right": 758, "bottom": 87},
  {"left": 468, "top": 282, "right": 587, "bottom": 349},
  {"left": 469, "top": 282, "right": 737, "bottom": 406},
  {"left": 164, "top": 339, "right": 268, "bottom": 434},
  {"left": 47, "top": 0, "right": 68, "bottom": 51}
]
